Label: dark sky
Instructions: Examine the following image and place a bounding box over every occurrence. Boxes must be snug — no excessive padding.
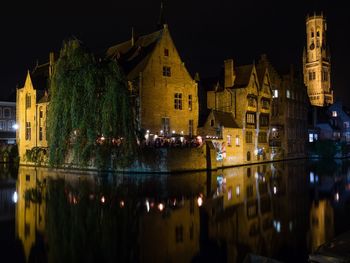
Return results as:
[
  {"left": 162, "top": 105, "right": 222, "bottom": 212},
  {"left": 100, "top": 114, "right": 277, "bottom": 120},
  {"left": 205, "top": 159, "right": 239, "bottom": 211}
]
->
[{"left": 1, "top": 1, "right": 349, "bottom": 105}]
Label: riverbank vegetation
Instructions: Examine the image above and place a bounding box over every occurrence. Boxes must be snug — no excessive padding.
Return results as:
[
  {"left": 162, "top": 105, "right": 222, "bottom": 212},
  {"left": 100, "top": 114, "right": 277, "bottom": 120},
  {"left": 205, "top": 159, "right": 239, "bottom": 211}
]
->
[{"left": 47, "top": 38, "right": 137, "bottom": 169}]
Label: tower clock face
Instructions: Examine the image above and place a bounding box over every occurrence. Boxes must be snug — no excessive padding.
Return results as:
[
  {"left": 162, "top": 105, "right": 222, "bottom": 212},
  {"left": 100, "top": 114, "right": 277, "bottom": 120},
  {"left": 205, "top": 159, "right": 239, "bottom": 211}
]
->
[{"left": 309, "top": 43, "right": 315, "bottom": 50}]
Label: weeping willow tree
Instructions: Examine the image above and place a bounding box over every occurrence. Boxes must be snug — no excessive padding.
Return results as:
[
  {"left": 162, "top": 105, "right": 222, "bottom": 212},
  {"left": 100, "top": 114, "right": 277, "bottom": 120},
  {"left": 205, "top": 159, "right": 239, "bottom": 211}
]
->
[{"left": 47, "top": 38, "right": 137, "bottom": 168}]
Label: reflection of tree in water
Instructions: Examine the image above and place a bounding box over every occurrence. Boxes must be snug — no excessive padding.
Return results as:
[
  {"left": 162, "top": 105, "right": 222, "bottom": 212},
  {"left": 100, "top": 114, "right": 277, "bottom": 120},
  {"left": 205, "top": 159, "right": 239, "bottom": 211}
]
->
[{"left": 46, "top": 178, "right": 139, "bottom": 263}]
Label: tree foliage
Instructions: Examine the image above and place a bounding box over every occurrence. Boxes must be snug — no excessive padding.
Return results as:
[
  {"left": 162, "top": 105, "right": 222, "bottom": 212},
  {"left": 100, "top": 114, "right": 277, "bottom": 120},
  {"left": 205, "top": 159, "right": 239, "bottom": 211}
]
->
[{"left": 47, "top": 38, "right": 136, "bottom": 168}]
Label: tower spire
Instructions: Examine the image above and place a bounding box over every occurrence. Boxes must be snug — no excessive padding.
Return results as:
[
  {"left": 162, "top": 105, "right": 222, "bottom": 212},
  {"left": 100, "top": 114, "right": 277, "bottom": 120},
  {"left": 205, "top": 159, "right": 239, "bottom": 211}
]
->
[{"left": 157, "top": 0, "right": 166, "bottom": 29}]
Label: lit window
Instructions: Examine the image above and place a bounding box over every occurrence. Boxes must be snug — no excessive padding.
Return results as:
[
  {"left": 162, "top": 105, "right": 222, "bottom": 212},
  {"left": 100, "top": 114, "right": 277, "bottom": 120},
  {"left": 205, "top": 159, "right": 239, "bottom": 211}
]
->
[
  {"left": 228, "top": 187, "right": 232, "bottom": 200},
  {"left": 332, "top": 111, "right": 337, "bottom": 117},
  {"left": 235, "top": 135, "right": 240, "bottom": 146},
  {"left": 246, "top": 113, "right": 255, "bottom": 125},
  {"left": 286, "top": 90, "right": 290, "bottom": 99},
  {"left": 227, "top": 135, "right": 231, "bottom": 146},
  {"left": 236, "top": 185, "right": 240, "bottom": 197},
  {"left": 272, "top": 90, "right": 278, "bottom": 98},
  {"left": 188, "top": 95, "right": 192, "bottom": 111},
  {"left": 161, "top": 117, "right": 170, "bottom": 135},
  {"left": 309, "top": 133, "right": 314, "bottom": 142},
  {"left": 174, "top": 93, "right": 182, "bottom": 110},
  {"left": 26, "top": 122, "right": 31, "bottom": 140},
  {"left": 163, "top": 66, "right": 171, "bottom": 77}
]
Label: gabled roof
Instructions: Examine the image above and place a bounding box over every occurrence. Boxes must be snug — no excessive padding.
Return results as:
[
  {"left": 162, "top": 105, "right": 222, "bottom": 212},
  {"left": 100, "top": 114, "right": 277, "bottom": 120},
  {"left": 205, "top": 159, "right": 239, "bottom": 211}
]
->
[
  {"left": 31, "top": 63, "right": 50, "bottom": 91},
  {"left": 232, "top": 64, "right": 254, "bottom": 89},
  {"left": 106, "top": 29, "right": 163, "bottom": 79},
  {"left": 255, "top": 64, "right": 267, "bottom": 89},
  {"left": 211, "top": 110, "right": 239, "bottom": 128}
]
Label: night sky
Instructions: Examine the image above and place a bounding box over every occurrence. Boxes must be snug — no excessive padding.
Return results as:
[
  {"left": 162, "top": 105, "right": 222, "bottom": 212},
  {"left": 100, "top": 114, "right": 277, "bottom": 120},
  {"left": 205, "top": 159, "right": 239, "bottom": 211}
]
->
[{"left": 1, "top": 1, "right": 349, "bottom": 105}]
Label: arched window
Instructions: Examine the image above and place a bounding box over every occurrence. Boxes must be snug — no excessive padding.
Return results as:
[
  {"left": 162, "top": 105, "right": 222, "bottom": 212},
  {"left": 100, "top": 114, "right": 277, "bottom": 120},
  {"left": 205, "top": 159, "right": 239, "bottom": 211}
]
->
[{"left": 311, "top": 28, "right": 314, "bottom": 38}]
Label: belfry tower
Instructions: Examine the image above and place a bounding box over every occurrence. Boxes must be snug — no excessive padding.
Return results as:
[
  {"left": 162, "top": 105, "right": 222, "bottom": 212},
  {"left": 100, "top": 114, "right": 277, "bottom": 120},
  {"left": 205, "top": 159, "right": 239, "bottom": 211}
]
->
[{"left": 303, "top": 12, "right": 333, "bottom": 106}]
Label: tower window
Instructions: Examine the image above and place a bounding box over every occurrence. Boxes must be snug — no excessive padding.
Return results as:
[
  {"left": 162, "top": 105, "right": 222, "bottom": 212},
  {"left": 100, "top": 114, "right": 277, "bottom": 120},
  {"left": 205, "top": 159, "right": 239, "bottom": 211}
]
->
[{"left": 25, "top": 94, "right": 31, "bottom": 108}]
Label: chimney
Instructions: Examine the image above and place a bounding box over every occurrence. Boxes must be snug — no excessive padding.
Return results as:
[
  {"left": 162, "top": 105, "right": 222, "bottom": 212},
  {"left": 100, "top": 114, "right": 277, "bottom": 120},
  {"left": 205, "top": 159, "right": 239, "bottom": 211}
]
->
[
  {"left": 224, "top": 59, "right": 235, "bottom": 88},
  {"left": 49, "top": 52, "right": 55, "bottom": 77}
]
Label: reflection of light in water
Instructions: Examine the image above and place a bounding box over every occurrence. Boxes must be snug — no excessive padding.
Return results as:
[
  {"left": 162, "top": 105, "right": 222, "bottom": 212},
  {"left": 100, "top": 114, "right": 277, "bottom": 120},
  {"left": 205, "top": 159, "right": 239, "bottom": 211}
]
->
[
  {"left": 273, "top": 220, "right": 281, "bottom": 233},
  {"left": 158, "top": 203, "right": 164, "bottom": 211},
  {"left": 273, "top": 186, "right": 277, "bottom": 194},
  {"left": 197, "top": 196, "right": 203, "bottom": 207},
  {"left": 12, "top": 191, "right": 18, "bottom": 203},
  {"left": 335, "top": 192, "right": 339, "bottom": 202},
  {"left": 310, "top": 172, "right": 315, "bottom": 183},
  {"left": 146, "top": 200, "right": 150, "bottom": 212}
]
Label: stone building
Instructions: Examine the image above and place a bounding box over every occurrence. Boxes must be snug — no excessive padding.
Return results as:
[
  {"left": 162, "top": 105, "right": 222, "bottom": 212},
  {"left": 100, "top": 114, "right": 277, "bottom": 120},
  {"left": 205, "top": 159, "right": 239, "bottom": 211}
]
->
[
  {"left": 16, "top": 25, "right": 199, "bottom": 163},
  {"left": 200, "top": 59, "right": 272, "bottom": 166},
  {"left": 106, "top": 24, "right": 198, "bottom": 138},
  {"left": 257, "top": 55, "right": 309, "bottom": 159},
  {"left": 303, "top": 12, "right": 333, "bottom": 107},
  {"left": 16, "top": 57, "right": 51, "bottom": 161}
]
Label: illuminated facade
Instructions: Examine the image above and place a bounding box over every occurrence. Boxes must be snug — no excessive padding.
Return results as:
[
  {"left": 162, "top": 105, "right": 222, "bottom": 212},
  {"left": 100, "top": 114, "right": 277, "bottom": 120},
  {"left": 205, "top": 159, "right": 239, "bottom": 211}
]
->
[
  {"left": 201, "top": 59, "right": 272, "bottom": 165},
  {"left": 107, "top": 24, "right": 198, "bottom": 137},
  {"left": 303, "top": 13, "right": 333, "bottom": 107},
  {"left": 257, "top": 54, "right": 308, "bottom": 159},
  {"left": 16, "top": 58, "right": 51, "bottom": 162}
]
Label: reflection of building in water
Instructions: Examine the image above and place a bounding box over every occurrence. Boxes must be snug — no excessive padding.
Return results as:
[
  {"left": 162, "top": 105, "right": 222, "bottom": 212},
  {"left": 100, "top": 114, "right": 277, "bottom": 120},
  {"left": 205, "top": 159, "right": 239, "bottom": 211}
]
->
[
  {"left": 207, "top": 164, "right": 274, "bottom": 261},
  {"left": 308, "top": 199, "right": 334, "bottom": 252},
  {"left": 16, "top": 166, "right": 47, "bottom": 261},
  {"left": 139, "top": 198, "right": 200, "bottom": 263},
  {"left": 0, "top": 178, "right": 16, "bottom": 222},
  {"left": 270, "top": 160, "right": 310, "bottom": 257},
  {"left": 15, "top": 167, "right": 203, "bottom": 262}
]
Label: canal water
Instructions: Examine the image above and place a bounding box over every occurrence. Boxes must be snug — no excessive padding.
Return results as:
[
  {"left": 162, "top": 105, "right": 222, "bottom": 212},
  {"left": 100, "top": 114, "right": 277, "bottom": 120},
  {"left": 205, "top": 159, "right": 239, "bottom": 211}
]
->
[{"left": 1, "top": 159, "right": 350, "bottom": 262}]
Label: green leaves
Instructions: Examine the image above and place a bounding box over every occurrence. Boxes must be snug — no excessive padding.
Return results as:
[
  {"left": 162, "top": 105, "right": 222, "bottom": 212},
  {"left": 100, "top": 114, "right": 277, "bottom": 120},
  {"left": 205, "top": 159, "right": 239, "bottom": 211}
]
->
[{"left": 47, "top": 38, "right": 136, "bottom": 168}]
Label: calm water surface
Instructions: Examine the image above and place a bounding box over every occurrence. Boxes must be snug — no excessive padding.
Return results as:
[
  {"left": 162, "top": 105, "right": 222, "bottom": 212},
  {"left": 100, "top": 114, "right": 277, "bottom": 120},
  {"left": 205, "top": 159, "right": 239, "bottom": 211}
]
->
[{"left": 1, "top": 159, "right": 350, "bottom": 262}]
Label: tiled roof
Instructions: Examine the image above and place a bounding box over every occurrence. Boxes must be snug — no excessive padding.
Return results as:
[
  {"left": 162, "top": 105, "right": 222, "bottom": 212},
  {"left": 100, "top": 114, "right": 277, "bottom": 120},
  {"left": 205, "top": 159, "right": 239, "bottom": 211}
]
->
[
  {"left": 232, "top": 64, "right": 254, "bottom": 89},
  {"left": 106, "top": 29, "right": 163, "bottom": 79},
  {"left": 212, "top": 110, "right": 239, "bottom": 128}
]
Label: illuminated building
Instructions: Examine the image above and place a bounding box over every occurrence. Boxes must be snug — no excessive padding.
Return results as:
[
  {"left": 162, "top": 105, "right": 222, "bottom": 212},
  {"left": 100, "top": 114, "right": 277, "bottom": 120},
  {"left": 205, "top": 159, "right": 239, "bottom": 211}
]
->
[
  {"left": 16, "top": 56, "right": 52, "bottom": 162},
  {"left": 257, "top": 54, "right": 308, "bottom": 159},
  {"left": 106, "top": 24, "right": 198, "bottom": 138},
  {"left": 303, "top": 12, "right": 333, "bottom": 106},
  {"left": 200, "top": 59, "right": 272, "bottom": 165}
]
